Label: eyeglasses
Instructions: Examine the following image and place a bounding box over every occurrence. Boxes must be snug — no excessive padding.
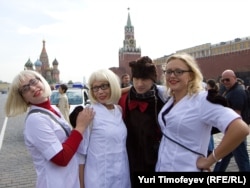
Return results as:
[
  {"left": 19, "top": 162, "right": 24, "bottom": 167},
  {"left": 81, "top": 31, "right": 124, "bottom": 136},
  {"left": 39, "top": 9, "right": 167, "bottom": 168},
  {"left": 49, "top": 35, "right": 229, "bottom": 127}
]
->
[
  {"left": 164, "top": 69, "right": 192, "bottom": 77},
  {"left": 221, "top": 78, "right": 230, "bottom": 83},
  {"left": 19, "top": 77, "right": 40, "bottom": 95},
  {"left": 91, "top": 84, "right": 110, "bottom": 92}
]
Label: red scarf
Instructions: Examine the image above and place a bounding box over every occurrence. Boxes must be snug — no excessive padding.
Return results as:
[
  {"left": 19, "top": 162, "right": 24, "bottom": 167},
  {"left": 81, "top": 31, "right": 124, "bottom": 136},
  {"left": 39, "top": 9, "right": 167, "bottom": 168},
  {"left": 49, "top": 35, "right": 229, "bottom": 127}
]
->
[{"left": 33, "top": 100, "right": 61, "bottom": 117}]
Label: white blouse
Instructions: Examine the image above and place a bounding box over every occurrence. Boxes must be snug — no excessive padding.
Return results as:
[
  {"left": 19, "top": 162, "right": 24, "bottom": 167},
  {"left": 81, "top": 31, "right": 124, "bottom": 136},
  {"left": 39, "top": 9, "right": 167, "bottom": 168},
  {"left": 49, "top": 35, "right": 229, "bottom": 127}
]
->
[
  {"left": 156, "top": 91, "right": 240, "bottom": 172},
  {"left": 79, "top": 103, "right": 131, "bottom": 188},
  {"left": 24, "top": 106, "right": 79, "bottom": 188}
]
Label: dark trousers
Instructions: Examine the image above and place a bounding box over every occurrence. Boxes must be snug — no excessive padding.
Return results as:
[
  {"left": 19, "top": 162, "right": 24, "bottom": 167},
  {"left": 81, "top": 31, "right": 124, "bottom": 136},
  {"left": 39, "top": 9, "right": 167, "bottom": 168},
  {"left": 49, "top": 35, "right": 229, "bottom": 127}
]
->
[{"left": 213, "top": 139, "right": 250, "bottom": 172}]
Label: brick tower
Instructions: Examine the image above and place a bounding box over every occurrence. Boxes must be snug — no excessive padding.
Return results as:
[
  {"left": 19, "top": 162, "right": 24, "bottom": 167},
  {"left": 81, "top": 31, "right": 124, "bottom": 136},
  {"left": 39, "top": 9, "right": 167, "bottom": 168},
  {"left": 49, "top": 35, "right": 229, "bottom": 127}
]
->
[{"left": 110, "top": 8, "right": 141, "bottom": 78}]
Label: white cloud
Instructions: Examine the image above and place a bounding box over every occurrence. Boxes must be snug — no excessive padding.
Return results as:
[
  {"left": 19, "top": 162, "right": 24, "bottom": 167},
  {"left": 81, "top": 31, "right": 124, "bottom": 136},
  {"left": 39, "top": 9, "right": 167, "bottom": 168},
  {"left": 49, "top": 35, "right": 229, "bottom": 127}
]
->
[{"left": 0, "top": 0, "right": 250, "bottom": 83}]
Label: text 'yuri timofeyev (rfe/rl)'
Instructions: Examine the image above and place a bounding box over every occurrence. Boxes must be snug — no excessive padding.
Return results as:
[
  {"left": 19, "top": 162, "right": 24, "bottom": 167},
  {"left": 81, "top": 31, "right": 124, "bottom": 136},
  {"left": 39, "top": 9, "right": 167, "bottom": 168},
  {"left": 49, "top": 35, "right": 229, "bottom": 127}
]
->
[{"left": 136, "top": 174, "right": 248, "bottom": 187}]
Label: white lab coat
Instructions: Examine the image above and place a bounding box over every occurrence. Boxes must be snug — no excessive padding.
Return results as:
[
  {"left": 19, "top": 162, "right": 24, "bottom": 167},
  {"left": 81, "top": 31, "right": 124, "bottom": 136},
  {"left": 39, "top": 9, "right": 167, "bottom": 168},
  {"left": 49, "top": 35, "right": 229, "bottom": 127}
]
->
[
  {"left": 23, "top": 106, "right": 79, "bottom": 188},
  {"left": 156, "top": 91, "right": 240, "bottom": 171},
  {"left": 80, "top": 103, "right": 131, "bottom": 188}
]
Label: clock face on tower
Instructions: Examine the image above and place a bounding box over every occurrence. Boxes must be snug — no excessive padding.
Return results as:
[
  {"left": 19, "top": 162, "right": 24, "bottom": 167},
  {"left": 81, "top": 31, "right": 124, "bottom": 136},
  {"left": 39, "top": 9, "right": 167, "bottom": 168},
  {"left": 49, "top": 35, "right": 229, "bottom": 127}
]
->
[{"left": 129, "top": 39, "right": 134, "bottom": 46}]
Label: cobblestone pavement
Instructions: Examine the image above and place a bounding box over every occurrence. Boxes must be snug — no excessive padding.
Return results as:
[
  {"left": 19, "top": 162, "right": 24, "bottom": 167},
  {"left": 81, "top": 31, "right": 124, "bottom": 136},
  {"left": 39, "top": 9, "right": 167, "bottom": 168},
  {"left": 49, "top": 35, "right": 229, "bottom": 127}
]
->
[
  {"left": 0, "top": 115, "right": 36, "bottom": 188},
  {"left": 0, "top": 113, "right": 249, "bottom": 187}
]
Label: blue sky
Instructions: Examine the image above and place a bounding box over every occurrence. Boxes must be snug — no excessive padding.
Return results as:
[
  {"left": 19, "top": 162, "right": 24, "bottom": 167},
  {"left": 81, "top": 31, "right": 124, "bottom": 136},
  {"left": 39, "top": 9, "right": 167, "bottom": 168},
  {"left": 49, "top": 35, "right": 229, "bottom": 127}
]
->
[{"left": 1, "top": 0, "right": 250, "bottom": 83}]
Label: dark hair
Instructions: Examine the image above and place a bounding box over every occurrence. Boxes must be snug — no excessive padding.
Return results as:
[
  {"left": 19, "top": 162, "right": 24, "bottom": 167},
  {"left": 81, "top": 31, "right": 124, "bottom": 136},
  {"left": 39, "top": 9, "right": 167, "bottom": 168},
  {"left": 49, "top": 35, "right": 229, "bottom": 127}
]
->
[
  {"left": 69, "top": 106, "right": 84, "bottom": 128},
  {"left": 60, "top": 84, "right": 68, "bottom": 93},
  {"left": 129, "top": 56, "right": 157, "bottom": 82},
  {"left": 121, "top": 73, "right": 130, "bottom": 79},
  {"left": 207, "top": 79, "right": 218, "bottom": 91}
]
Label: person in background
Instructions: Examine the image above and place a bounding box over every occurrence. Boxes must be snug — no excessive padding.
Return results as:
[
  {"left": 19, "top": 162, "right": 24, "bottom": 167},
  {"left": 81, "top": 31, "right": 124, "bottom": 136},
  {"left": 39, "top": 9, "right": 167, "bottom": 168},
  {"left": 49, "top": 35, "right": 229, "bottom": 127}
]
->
[
  {"left": 246, "top": 85, "right": 250, "bottom": 91},
  {"left": 118, "top": 56, "right": 168, "bottom": 187},
  {"left": 50, "top": 85, "right": 55, "bottom": 90},
  {"left": 4, "top": 70, "right": 94, "bottom": 188},
  {"left": 155, "top": 53, "right": 249, "bottom": 172},
  {"left": 57, "top": 84, "right": 70, "bottom": 124},
  {"left": 218, "top": 76, "right": 226, "bottom": 95},
  {"left": 79, "top": 69, "right": 130, "bottom": 188},
  {"left": 237, "top": 77, "right": 246, "bottom": 89},
  {"left": 213, "top": 70, "right": 250, "bottom": 172},
  {"left": 206, "top": 79, "right": 228, "bottom": 156},
  {"left": 121, "top": 73, "right": 132, "bottom": 88}
]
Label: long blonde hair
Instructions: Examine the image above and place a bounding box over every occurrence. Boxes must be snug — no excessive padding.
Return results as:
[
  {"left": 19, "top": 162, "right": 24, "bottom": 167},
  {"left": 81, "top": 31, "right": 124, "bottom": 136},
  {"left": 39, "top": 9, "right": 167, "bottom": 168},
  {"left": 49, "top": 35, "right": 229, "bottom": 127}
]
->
[{"left": 165, "top": 53, "right": 204, "bottom": 96}]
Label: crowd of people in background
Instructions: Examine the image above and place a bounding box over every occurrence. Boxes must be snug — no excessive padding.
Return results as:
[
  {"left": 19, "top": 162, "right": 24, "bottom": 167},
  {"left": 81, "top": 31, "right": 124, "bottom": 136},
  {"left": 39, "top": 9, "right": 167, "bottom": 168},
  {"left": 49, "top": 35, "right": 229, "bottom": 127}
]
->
[
  {"left": 4, "top": 53, "right": 250, "bottom": 188},
  {"left": 213, "top": 69, "right": 250, "bottom": 171},
  {"left": 205, "top": 79, "right": 221, "bottom": 156}
]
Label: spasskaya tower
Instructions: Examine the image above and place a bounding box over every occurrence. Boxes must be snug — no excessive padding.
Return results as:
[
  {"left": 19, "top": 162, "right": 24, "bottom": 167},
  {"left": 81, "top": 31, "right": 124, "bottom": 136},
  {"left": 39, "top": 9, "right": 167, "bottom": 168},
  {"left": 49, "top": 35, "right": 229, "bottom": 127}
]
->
[{"left": 110, "top": 8, "right": 141, "bottom": 78}]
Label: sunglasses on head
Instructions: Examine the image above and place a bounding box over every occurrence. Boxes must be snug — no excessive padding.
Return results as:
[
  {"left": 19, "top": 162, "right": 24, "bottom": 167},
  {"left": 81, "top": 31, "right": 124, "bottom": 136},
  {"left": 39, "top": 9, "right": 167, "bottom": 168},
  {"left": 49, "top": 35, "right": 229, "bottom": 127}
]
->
[{"left": 221, "top": 78, "right": 230, "bottom": 83}]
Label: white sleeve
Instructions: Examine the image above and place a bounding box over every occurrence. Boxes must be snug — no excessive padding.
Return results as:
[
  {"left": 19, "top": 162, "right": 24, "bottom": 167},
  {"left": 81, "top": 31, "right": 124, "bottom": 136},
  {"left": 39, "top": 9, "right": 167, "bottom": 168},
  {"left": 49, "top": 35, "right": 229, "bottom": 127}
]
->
[{"left": 77, "top": 123, "right": 92, "bottom": 164}]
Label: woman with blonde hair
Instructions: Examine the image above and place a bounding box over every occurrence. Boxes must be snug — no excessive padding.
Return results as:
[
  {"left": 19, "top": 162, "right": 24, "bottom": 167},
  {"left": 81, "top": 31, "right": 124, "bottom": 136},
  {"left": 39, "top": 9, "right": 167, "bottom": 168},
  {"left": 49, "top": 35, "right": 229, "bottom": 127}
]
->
[
  {"left": 5, "top": 70, "right": 94, "bottom": 188},
  {"left": 156, "top": 53, "right": 249, "bottom": 171},
  {"left": 79, "top": 69, "right": 130, "bottom": 188}
]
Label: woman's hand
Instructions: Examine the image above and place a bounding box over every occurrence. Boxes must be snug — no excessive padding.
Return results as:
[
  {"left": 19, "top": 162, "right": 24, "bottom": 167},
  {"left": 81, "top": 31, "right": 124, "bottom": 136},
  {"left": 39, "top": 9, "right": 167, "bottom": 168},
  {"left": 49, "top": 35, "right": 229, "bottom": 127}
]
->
[
  {"left": 74, "top": 107, "right": 95, "bottom": 134},
  {"left": 196, "top": 156, "right": 212, "bottom": 172}
]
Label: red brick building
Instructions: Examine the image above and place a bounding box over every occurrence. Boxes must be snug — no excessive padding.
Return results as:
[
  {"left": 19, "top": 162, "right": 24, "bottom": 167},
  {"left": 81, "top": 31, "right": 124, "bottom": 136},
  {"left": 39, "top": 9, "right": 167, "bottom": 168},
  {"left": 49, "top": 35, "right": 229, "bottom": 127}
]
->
[
  {"left": 154, "top": 51, "right": 250, "bottom": 86},
  {"left": 197, "top": 49, "right": 250, "bottom": 85}
]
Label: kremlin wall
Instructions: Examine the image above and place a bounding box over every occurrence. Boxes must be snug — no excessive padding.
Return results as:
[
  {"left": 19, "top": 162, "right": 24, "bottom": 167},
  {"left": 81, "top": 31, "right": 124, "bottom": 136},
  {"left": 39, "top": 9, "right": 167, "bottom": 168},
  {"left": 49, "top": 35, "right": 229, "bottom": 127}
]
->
[{"left": 154, "top": 36, "right": 250, "bottom": 85}]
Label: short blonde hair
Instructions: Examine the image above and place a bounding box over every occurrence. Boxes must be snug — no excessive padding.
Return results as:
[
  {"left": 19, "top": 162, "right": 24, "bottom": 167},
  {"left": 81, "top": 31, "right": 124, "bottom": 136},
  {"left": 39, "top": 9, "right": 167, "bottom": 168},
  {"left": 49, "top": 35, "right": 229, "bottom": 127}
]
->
[
  {"left": 88, "top": 69, "right": 121, "bottom": 104},
  {"left": 165, "top": 53, "right": 203, "bottom": 96},
  {"left": 5, "top": 70, "right": 51, "bottom": 117}
]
